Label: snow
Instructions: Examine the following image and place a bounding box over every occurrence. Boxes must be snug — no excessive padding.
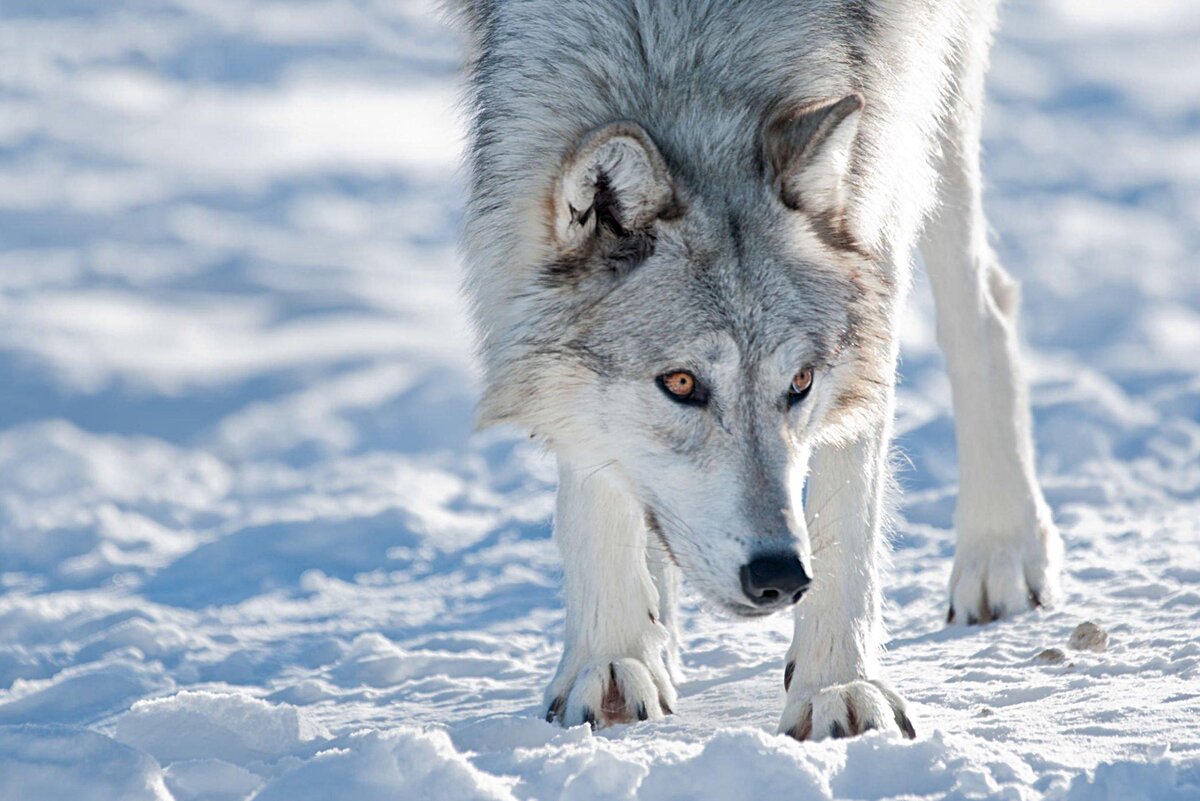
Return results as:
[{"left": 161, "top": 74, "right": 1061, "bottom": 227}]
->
[
  {"left": 0, "top": 0, "right": 1197, "bottom": 799},
  {"left": 0, "top": 725, "right": 173, "bottom": 801},
  {"left": 251, "top": 728, "right": 517, "bottom": 801},
  {"left": 115, "top": 691, "right": 329, "bottom": 765}
]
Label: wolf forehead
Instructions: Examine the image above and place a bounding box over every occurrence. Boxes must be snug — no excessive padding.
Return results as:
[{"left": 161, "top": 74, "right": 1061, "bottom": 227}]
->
[
  {"left": 551, "top": 210, "right": 871, "bottom": 373},
  {"left": 540, "top": 117, "right": 886, "bottom": 359}
]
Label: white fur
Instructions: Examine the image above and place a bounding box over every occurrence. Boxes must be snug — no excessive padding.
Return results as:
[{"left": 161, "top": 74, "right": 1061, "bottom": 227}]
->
[
  {"left": 544, "top": 458, "right": 677, "bottom": 726},
  {"left": 780, "top": 411, "right": 896, "bottom": 737}
]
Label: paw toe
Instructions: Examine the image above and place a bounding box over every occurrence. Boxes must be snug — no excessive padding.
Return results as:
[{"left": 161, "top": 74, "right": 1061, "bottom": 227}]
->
[{"left": 787, "top": 707, "right": 814, "bottom": 741}]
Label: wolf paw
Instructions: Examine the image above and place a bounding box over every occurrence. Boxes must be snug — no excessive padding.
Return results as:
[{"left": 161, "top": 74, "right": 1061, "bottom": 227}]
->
[
  {"left": 779, "top": 679, "right": 914, "bottom": 741},
  {"left": 544, "top": 656, "right": 676, "bottom": 729},
  {"left": 947, "top": 519, "right": 1063, "bottom": 625}
]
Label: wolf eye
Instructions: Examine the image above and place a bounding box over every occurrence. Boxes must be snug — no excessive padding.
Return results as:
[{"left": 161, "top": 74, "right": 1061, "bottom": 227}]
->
[
  {"left": 788, "top": 368, "right": 814, "bottom": 407},
  {"left": 657, "top": 371, "right": 708, "bottom": 406}
]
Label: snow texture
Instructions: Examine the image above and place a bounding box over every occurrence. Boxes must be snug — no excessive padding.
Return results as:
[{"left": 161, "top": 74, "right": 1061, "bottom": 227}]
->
[{"left": 0, "top": 0, "right": 1198, "bottom": 799}]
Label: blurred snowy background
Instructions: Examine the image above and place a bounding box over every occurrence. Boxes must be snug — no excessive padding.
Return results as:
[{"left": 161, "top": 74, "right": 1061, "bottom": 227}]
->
[{"left": 0, "top": 1, "right": 1198, "bottom": 799}]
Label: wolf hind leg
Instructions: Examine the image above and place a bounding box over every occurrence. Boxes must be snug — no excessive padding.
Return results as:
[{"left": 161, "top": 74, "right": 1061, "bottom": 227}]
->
[
  {"left": 646, "top": 543, "right": 683, "bottom": 685},
  {"left": 919, "top": 41, "right": 1062, "bottom": 625}
]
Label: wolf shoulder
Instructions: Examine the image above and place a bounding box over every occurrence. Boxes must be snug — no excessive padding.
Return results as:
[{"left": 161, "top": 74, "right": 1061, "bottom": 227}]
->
[{"left": 448, "top": 0, "right": 996, "bottom": 101}]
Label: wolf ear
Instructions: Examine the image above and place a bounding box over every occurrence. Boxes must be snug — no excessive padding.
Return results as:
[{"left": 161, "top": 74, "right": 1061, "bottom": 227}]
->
[
  {"left": 552, "top": 122, "right": 675, "bottom": 270},
  {"left": 763, "top": 94, "right": 864, "bottom": 215}
]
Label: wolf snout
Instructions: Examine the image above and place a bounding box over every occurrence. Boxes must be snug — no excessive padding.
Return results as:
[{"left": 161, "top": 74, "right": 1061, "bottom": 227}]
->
[{"left": 739, "top": 553, "right": 811, "bottom": 607}]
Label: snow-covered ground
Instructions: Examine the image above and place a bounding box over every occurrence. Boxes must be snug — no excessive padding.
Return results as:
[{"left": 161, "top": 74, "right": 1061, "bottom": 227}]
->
[{"left": 1, "top": 1, "right": 1198, "bottom": 799}]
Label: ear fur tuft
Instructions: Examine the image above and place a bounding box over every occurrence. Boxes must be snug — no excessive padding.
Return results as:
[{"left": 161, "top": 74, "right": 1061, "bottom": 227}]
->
[{"left": 552, "top": 122, "right": 674, "bottom": 272}]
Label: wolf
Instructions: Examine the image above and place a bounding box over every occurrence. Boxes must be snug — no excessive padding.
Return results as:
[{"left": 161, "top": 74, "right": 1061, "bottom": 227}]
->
[{"left": 449, "top": 0, "right": 1063, "bottom": 740}]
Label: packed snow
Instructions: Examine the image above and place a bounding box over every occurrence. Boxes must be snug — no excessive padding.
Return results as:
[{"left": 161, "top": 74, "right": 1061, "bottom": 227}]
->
[{"left": 1, "top": 0, "right": 1198, "bottom": 799}]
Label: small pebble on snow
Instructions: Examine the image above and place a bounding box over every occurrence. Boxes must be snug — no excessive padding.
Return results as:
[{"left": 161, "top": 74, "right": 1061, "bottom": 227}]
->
[
  {"left": 1068, "top": 622, "right": 1108, "bottom": 653},
  {"left": 1037, "top": 647, "right": 1067, "bottom": 663}
]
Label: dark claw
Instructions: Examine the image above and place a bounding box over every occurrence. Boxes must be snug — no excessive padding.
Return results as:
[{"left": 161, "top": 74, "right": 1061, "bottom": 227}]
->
[
  {"left": 974, "top": 588, "right": 994, "bottom": 624},
  {"left": 784, "top": 660, "right": 795, "bottom": 692},
  {"left": 829, "top": 721, "right": 847, "bottom": 739},
  {"left": 967, "top": 613, "right": 980, "bottom": 625},
  {"left": 545, "top": 696, "right": 564, "bottom": 723},
  {"left": 947, "top": 606, "right": 955, "bottom": 624},
  {"left": 788, "top": 707, "right": 814, "bottom": 741},
  {"left": 990, "top": 606, "right": 1003, "bottom": 622},
  {"left": 582, "top": 706, "right": 596, "bottom": 729},
  {"left": 660, "top": 698, "right": 674, "bottom": 716},
  {"left": 636, "top": 702, "right": 648, "bottom": 721},
  {"left": 1029, "top": 588, "right": 1043, "bottom": 608},
  {"left": 893, "top": 702, "right": 917, "bottom": 739}
]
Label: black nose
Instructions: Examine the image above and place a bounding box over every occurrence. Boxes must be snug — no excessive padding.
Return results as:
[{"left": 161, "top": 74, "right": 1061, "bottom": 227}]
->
[{"left": 739, "top": 553, "right": 811, "bottom": 606}]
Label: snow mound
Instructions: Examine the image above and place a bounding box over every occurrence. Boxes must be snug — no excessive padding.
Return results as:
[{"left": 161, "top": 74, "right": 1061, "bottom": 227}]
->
[
  {"left": 1063, "top": 755, "right": 1200, "bottom": 801},
  {"left": 251, "top": 727, "right": 517, "bottom": 801},
  {"left": 331, "top": 632, "right": 517, "bottom": 688},
  {"left": 480, "top": 725, "right": 1041, "bottom": 801},
  {"left": 0, "top": 660, "right": 166, "bottom": 726},
  {"left": 114, "top": 690, "right": 329, "bottom": 766},
  {"left": 638, "top": 729, "right": 828, "bottom": 800},
  {"left": 165, "top": 759, "right": 264, "bottom": 801},
  {"left": 0, "top": 724, "right": 172, "bottom": 801}
]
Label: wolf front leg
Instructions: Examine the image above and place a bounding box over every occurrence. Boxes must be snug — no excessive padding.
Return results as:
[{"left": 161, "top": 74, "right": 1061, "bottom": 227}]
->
[
  {"left": 543, "top": 457, "right": 677, "bottom": 728},
  {"left": 920, "top": 39, "right": 1062, "bottom": 626},
  {"left": 780, "top": 421, "right": 915, "bottom": 741}
]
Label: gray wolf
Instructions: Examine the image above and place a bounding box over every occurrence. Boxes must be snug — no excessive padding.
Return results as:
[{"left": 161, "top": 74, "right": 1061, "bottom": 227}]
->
[{"left": 450, "top": 0, "right": 1062, "bottom": 740}]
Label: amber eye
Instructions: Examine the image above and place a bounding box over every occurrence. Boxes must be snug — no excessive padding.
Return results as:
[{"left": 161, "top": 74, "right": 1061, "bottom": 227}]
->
[
  {"left": 662, "top": 371, "right": 694, "bottom": 396},
  {"left": 788, "top": 368, "right": 814, "bottom": 406},
  {"left": 657, "top": 370, "right": 708, "bottom": 406}
]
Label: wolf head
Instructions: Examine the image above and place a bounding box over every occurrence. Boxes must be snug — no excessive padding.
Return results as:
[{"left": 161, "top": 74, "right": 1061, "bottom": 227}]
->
[{"left": 476, "top": 95, "right": 893, "bottom": 617}]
